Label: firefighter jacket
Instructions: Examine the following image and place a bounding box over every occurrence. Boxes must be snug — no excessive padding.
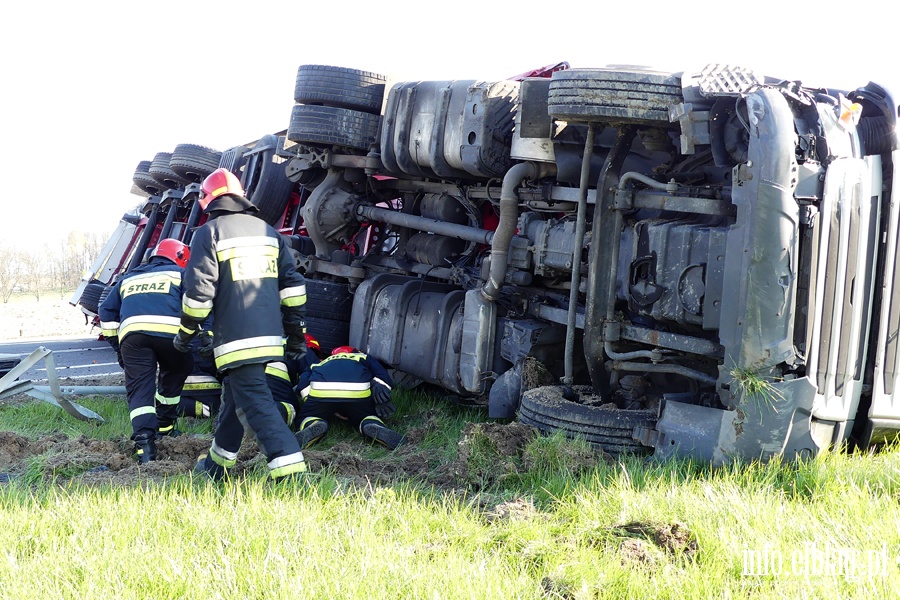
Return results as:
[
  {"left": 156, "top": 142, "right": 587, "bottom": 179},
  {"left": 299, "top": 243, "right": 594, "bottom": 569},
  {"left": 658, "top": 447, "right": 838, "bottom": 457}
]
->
[
  {"left": 99, "top": 257, "right": 186, "bottom": 348},
  {"left": 179, "top": 194, "right": 307, "bottom": 373},
  {"left": 296, "top": 351, "right": 393, "bottom": 402}
]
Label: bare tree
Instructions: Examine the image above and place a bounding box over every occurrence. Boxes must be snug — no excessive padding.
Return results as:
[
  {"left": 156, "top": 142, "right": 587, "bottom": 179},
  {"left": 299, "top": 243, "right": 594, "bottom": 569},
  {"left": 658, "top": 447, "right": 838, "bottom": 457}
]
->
[{"left": 0, "top": 244, "right": 25, "bottom": 303}]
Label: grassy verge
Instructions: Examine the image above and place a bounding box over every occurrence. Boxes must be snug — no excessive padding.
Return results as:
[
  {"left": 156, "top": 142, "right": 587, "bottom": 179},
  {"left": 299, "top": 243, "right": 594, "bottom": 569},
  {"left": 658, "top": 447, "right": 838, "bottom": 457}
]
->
[{"left": 1, "top": 390, "right": 899, "bottom": 599}]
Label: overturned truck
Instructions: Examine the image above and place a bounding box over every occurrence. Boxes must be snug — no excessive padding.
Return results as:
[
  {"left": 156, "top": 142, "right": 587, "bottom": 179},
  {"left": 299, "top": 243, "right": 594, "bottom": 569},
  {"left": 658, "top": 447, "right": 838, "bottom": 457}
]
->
[{"left": 78, "top": 62, "right": 900, "bottom": 464}]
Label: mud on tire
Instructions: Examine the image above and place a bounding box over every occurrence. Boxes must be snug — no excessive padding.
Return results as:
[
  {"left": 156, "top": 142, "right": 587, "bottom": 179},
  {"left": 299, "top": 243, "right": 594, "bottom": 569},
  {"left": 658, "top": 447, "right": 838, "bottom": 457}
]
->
[
  {"left": 518, "top": 384, "right": 656, "bottom": 456},
  {"left": 548, "top": 68, "right": 683, "bottom": 125}
]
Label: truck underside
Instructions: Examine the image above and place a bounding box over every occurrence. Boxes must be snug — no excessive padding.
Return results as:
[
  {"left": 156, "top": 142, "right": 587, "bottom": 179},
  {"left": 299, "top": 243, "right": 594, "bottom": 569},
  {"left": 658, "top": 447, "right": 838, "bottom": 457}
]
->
[{"left": 76, "top": 62, "right": 900, "bottom": 464}]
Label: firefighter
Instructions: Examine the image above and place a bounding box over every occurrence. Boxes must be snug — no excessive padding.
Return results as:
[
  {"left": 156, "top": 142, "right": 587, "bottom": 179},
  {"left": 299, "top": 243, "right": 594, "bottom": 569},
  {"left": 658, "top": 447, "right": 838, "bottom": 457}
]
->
[
  {"left": 294, "top": 346, "right": 404, "bottom": 450},
  {"left": 177, "top": 330, "right": 222, "bottom": 420},
  {"left": 271, "top": 333, "right": 321, "bottom": 428},
  {"left": 99, "top": 238, "right": 194, "bottom": 463},
  {"left": 178, "top": 167, "right": 309, "bottom": 483}
]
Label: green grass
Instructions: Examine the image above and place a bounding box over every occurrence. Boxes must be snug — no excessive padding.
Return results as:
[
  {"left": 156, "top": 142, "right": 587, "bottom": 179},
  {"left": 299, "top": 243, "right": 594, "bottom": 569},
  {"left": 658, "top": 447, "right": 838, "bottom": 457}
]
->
[{"left": 1, "top": 390, "right": 900, "bottom": 599}]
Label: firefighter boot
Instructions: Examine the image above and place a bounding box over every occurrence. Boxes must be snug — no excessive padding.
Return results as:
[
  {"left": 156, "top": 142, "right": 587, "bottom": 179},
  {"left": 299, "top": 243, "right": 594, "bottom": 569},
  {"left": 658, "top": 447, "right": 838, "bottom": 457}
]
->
[
  {"left": 295, "top": 417, "right": 328, "bottom": 449},
  {"left": 134, "top": 433, "right": 158, "bottom": 464},
  {"left": 157, "top": 419, "right": 182, "bottom": 438},
  {"left": 193, "top": 453, "right": 226, "bottom": 482},
  {"left": 360, "top": 416, "right": 405, "bottom": 450}
]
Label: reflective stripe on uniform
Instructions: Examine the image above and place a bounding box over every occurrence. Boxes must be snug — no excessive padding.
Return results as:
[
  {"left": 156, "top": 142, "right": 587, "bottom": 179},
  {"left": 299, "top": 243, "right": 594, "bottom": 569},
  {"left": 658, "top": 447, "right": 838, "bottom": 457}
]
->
[
  {"left": 210, "top": 441, "right": 238, "bottom": 467},
  {"left": 182, "top": 295, "right": 213, "bottom": 320},
  {"left": 183, "top": 373, "right": 221, "bottom": 391},
  {"left": 268, "top": 452, "right": 307, "bottom": 479},
  {"left": 118, "top": 314, "right": 182, "bottom": 340},
  {"left": 215, "top": 243, "right": 277, "bottom": 266},
  {"left": 373, "top": 377, "right": 392, "bottom": 391},
  {"left": 214, "top": 335, "right": 284, "bottom": 369},
  {"left": 130, "top": 406, "right": 155, "bottom": 421},
  {"left": 265, "top": 361, "right": 291, "bottom": 382},
  {"left": 215, "top": 236, "right": 278, "bottom": 256},
  {"left": 155, "top": 391, "right": 180, "bottom": 406},
  {"left": 100, "top": 321, "right": 120, "bottom": 337},
  {"left": 308, "top": 381, "right": 371, "bottom": 399},
  {"left": 279, "top": 284, "right": 307, "bottom": 307}
]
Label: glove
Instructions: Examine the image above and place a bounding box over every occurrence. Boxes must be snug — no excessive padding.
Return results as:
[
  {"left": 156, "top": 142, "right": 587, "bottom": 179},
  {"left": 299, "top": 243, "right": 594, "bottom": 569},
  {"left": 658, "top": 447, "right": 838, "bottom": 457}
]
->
[
  {"left": 198, "top": 331, "right": 214, "bottom": 358},
  {"left": 173, "top": 331, "right": 194, "bottom": 354},
  {"left": 372, "top": 383, "right": 392, "bottom": 406},
  {"left": 374, "top": 400, "right": 396, "bottom": 420},
  {"left": 116, "top": 351, "right": 125, "bottom": 370},
  {"left": 285, "top": 336, "right": 307, "bottom": 362}
]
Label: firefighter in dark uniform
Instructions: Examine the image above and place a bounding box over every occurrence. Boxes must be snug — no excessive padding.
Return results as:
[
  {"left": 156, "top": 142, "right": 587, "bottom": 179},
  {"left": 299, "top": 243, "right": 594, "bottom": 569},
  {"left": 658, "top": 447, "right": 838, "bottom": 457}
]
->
[
  {"left": 99, "top": 238, "right": 194, "bottom": 462},
  {"left": 271, "top": 333, "right": 321, "bottom": 428},
  {"left": 177, "top": 330, "right": 222, "bottom": 420},
  {"left": 294, "top": 346, "right": 404, "bottom": 450},
  {"left": 178, "top": 167, "right": 308, "bottom": 483}
]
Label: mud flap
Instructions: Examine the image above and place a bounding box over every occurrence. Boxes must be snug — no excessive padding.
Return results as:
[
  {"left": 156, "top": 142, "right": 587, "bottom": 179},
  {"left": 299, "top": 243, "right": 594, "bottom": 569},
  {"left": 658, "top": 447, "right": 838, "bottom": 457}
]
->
[{"left": 488, "top": 361, "right": 523, "bottom": 419}]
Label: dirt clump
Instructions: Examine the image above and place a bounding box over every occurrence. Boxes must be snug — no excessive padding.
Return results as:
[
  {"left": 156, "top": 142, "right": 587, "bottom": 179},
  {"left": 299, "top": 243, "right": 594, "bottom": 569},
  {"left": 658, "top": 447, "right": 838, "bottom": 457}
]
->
[{"left": 612, "top": 521, "right": 700, "bottom": 565}]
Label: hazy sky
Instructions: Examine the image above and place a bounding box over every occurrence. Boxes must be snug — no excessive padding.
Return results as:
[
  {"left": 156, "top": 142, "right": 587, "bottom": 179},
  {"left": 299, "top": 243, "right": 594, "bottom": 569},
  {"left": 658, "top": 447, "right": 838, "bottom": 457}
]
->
[{"left": 2, "top": 0, "right": 896, "bottom": 252}]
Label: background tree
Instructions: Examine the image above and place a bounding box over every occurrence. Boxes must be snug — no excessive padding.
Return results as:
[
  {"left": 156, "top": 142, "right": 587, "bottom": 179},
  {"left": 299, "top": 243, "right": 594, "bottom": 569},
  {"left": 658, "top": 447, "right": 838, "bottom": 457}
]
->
[{"left": 0, "top": 243, "right": 25, "bottom": 303}]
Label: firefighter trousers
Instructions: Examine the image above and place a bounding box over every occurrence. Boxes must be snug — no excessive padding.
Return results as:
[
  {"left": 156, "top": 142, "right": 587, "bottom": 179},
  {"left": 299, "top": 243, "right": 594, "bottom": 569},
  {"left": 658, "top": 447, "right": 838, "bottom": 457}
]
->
[
  {"left": 121, "top": 333, "right": 193, "bottom": 439},
  {"left": 211, "top": 362, "right": 306, "bottom": 479}
]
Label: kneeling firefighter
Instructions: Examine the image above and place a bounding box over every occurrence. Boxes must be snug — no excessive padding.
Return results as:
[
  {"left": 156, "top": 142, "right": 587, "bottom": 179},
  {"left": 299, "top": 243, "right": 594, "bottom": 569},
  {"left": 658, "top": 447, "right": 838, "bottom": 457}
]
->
[{"left": 294, "top": 346, "right": 404, "bottom": 450}]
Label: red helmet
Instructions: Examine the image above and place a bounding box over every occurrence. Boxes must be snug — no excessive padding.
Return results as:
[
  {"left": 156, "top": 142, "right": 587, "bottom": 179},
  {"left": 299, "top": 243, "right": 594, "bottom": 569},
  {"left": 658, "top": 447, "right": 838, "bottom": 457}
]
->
[
  {"left": 304, "top": 333, "right": 321, "bottom": 352},
  {"left": 331, "top": 346, "right": 358, "bottom": 356},
  {"left": 199, "top": 168, "right": 244, "bottom": 211},
  {"left": 151, "top": 238, "right": 190, "bottom": 268}
]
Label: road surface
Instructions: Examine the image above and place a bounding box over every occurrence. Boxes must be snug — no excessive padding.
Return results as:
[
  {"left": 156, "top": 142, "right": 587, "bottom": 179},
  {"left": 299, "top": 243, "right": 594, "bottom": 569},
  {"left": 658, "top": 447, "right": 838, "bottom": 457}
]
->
[{"left": 0, "top": 337, "right": 121, "bottom": 382}]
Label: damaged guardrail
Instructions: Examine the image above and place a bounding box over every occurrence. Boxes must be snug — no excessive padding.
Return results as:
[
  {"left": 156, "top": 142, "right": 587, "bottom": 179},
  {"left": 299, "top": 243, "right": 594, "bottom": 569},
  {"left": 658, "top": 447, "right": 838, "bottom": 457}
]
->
[{"left": 0, "top": 347, "right": 116, "bottom": 423}]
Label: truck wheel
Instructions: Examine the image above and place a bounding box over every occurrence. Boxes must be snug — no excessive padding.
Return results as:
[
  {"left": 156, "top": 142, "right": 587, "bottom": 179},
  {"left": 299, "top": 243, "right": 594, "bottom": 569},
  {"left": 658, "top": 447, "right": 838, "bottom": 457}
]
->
[
  {"left": 243, "top": 135, "right": 295, "bottom": 227},
  {"left": 517, "top": 384, "right": 656, "bottom": 456},
  {"left": 294, "top": 64, "right": 387, "bottom": 114},
  {"left": 133, "top": 160, "right": 168, "bottom": 196},
  {"left": 149, "top": 152, "right": 187, "bottom": 189},
  {"left": 548, "top": 68, "right": 682, "bottom": 125},
  {"left": 303, "top": 279, "right": 353, "bottom": 355},
  {"left": 79, "top": 281, "right": 107, "bottom": 314},
  {"left": 287, "top": 104, "right": 381, "bottom": 151},
  {"left": 305, "top": 278, "right": 353, "bottom": 321},
  {"left": 304, "top": 316, "right": 351, "bottom": 357},
  {"left": 97, "top": 285, "right": 113, "bottom": 308},
  {"left": 169, "top": 144, "right": 223, "bottom": 184}
]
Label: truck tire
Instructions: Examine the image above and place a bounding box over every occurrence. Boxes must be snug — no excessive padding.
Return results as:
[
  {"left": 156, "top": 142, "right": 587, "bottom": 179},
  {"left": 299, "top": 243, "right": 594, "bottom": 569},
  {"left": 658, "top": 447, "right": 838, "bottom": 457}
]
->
[
  {"left": 79, "top": 281, "right": 107, "bottom": 314},
  {"left": 98, "top": 285, "right": 113, "bottom": 309},
  {"left": 305, "top": 278, "right": 353, "bottom": 321},
  {"left": 548, "top": 68, "right": 682, "bottom": 125},
  {"left": 169, "top": 144, "right": 223, "bottom": 183},
  {"left": 287, "top": 104, "right": 381, "bottom": 151},
  {"left": 133, "top": 160, "right": 168, "bottom": 196},
  {"left": 518, "top": 384, "right": 656, "bottom": 456},
  {"left": 304, "top": 316, "right": 351, "bottom": 357},
  {"left": 303, "top": 278, "right": 353, "bottom": 355},
  {"left": 294, "top": 64, "right": 387, "bottom": 114},
  {"left": 149, "top": 152, "right": 187, "bottom": 189},
  {"left": 243, "top": 135, "right": 295, "bottom": 227}
]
